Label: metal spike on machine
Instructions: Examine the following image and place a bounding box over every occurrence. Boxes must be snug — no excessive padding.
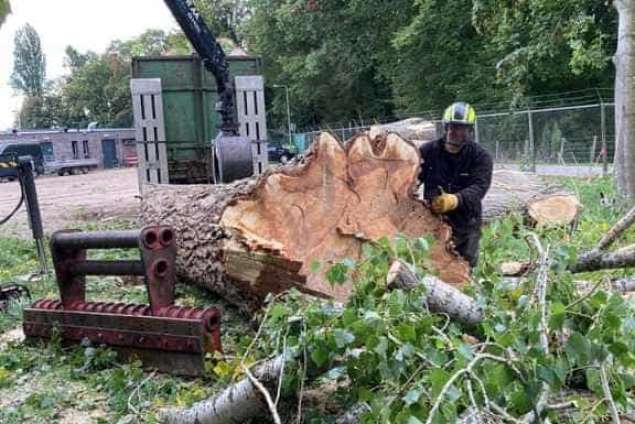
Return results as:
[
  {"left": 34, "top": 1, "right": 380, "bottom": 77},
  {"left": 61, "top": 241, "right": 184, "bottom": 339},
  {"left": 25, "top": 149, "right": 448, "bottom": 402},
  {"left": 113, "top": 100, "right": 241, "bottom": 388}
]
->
[{"left": 23, "top": 226, "right": 222, "bottom": 376}]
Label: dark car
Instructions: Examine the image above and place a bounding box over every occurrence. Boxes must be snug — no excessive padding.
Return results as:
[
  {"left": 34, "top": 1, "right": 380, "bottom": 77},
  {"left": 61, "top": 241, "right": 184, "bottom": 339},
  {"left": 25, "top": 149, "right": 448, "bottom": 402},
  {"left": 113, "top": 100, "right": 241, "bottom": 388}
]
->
[
  {"left": 0, "top": 143, "right": 45, "bottom": 172},
  {"left": 267, "top": 143, "right": 296, "bottom": 163},
  {"left": 0, "top": 143, "right": 45, "bottom": 180}
]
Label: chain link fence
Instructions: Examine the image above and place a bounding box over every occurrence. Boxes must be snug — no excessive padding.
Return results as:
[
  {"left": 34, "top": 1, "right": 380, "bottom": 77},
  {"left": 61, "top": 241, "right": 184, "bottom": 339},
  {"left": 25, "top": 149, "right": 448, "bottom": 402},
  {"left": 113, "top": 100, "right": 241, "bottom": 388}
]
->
[{"left": 290, "top": 89, "right": 615, "bottom": 176}]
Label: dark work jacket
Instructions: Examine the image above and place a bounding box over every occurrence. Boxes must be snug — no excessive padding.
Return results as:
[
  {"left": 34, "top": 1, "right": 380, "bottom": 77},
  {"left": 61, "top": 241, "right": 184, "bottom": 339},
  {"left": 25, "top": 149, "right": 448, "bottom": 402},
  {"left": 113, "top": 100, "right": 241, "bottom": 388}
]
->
[{"left": 418, "top": 138, "right": 493, "bottom": 234}]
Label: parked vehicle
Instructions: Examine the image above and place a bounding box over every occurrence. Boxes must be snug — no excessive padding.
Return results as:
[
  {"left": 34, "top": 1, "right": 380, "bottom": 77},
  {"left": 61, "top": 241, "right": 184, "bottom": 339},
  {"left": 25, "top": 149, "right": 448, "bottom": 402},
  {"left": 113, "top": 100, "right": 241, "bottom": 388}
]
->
[
  {"left": 0, "top": 142, "right": 99, "bottom": 179},
  {"left": 267, "top": 143, "right": 296, "bottom": 163},
  {"left": 0, "top": 143, "right": 45, "bottom": 176}
]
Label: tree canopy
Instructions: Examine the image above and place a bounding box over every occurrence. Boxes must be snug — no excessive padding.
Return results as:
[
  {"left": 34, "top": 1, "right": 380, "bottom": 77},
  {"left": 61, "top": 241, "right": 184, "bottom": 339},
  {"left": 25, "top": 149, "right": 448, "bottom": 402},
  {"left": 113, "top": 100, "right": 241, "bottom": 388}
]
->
[
  {"left": 11, "top": 0, "right": 619, "bottom": 132},
  {"left": 0, "top": 0, "right": 10, "bottom": 29}
]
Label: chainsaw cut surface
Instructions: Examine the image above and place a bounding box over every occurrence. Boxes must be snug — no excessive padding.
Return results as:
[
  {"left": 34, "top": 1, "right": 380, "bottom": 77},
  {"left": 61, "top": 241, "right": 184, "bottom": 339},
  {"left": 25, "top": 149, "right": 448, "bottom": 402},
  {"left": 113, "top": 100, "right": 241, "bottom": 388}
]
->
[{"left": 221, "top": 132, "right": 470, "bottom": 301}]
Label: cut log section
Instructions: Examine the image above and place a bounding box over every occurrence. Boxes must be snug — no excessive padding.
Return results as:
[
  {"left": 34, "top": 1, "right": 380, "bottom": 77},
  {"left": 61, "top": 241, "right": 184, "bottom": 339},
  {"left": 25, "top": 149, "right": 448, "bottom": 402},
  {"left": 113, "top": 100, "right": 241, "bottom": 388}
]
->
[
  {"left": 500, "top": 261, "right": 532, "bottom": 277},
  {"left": 368, "top": 118, "right": 437, "bottom": 144},
  {"left": 142, "top": 132, "right": 470, "bottom": 312},
  {"left": 482, "top": 170, "right": 579, "bottom": 226},
  {"left": 527, "top": 195, "right": 581, "bottom": 227}
]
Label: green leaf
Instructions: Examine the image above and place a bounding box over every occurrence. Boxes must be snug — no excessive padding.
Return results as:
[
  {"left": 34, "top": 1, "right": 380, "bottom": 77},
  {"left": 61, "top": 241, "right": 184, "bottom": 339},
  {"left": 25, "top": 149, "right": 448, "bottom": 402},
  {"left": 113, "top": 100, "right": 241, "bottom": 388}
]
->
[
  {"left": 269, "top": 304, "right": 288, "bottom": 321},
  {"left": 374, "top": 336, "right": 389, "bottom": 358},
  {"left": 407, "top": 417, "right": 425, "bottom": 424},
  {"left": 403, "top": 388, "right": 422, "bottom": 406},
  {"left": 326, "top": 263, "right": 349, "bottom": 286},
  {"left": 585, "top": 368, "right": 603, "bottom": 395},
  {"left": 334, "top": 329, "right": 355, "bottom": 348},
  {"left": 430, "top": 368, "right": 450, "bottom": 397},
  {"left": 310, "top": 345, "right": 330, "bottom": 367},
  {"left": 549, "top": 302, "right": 566, "bottom": 329},
  {"left": 397, "top": 322, "right": 417, "bottom": 343},
  {"left": 565, "top": 332, "right": 591, "bottom": 365}
]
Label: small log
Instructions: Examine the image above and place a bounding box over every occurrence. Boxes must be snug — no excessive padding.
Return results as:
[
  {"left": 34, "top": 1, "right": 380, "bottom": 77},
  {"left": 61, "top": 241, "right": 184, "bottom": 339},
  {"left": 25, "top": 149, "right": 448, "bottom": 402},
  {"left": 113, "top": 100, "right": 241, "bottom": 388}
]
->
[
  {"left": 159, "top": 354, "right": 288, "bottom": 424},
  {"left": 527, "top": 195, "right": 581, "bottom": 227},
  {"left": 368, "top": 118, "right": 437, "bottom": 144},
  {"left": 570, "top": 244, "right": 635, "bottom": 273},
  {"left": 500, "top": 261, "right": 532, "bottom": 277},
  {"left": 386, "top": 260, "right": 484, "bottom": 326},
  {"left": 482, "top": 170, "right": 578, "bottom": 224}
]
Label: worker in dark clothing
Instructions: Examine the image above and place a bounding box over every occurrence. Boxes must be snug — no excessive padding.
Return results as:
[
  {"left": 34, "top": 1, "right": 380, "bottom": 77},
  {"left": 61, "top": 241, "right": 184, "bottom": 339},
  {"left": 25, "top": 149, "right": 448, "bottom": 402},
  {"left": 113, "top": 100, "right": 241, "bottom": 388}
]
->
[{"left": 418, "top": 102, "right": 493, "bottom": 268}]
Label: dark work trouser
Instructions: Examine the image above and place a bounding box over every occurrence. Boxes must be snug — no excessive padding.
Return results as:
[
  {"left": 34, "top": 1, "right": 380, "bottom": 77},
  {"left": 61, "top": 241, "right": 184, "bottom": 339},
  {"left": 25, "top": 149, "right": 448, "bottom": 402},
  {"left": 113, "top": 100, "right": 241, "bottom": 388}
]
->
[{"left": 452, "top": 228, "right": 481, "bottom": 269}]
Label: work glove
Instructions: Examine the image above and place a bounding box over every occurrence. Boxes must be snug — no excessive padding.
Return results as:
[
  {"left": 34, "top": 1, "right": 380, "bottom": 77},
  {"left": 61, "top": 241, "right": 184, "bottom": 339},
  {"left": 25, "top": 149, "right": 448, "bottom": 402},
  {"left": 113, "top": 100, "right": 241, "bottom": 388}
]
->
[{"left": 431, "top": 193, "right": 459, "bottom": 214}]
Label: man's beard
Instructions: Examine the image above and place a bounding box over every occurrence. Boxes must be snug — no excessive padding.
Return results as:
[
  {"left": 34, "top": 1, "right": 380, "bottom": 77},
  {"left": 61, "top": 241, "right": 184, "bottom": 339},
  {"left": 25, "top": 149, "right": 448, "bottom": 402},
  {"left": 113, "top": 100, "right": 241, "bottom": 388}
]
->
[{"left": 445, "top": 136, "right": 468, "bottom": 149}]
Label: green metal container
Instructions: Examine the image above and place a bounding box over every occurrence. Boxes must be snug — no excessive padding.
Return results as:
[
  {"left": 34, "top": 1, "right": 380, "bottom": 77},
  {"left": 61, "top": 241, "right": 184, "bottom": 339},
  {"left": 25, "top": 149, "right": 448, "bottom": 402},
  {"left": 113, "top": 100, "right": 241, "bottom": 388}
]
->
[{"left": 131, "top": 55, "right": 262, "bottom": 183}]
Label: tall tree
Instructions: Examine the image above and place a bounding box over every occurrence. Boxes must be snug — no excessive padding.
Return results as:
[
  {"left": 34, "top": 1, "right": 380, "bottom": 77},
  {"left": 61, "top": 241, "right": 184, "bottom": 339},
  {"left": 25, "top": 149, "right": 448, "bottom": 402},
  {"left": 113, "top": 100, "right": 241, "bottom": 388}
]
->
[
  {"left": 247, "top": 0, "right": 412, "bottom": 129},
  {"left": 63, "top": 46, "right": 96, "bottom": 72},
  {"left": 193, "top": 0, "right": 251, "bottom": 46},
  {"left": 385, "top": 0, "right": 499, "bottom": 115},
  {"left": 614, "top": 0, "right": 635, "bottom": 200},
  {"left": 471, "top": 0, "right": 616, "bottom": 98},
  {"left": 11, "top": 23, "right": 46, "bottom": 97},
  {"left": 0, "top": 0, "right": 10, "bottom": 28}
]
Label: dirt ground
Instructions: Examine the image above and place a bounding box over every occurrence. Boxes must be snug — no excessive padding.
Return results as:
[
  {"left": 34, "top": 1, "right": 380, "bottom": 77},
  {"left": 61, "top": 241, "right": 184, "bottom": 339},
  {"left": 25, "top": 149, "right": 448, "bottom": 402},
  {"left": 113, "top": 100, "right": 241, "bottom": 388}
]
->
[{"left": 0, "top": 168, "right": 140, "bottom": 238}]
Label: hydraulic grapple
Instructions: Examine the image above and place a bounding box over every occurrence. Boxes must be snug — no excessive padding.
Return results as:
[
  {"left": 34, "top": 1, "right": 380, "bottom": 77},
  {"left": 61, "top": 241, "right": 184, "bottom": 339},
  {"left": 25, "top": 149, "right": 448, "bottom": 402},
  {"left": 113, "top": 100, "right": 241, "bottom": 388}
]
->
[{"left": 23, "top": 226, "right": 222, "bottom": 376}]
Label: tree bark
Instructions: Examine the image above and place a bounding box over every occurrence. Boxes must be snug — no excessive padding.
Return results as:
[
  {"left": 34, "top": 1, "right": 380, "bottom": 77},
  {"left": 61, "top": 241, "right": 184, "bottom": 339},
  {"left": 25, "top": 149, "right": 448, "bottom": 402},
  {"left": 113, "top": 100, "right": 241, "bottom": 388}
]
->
[
  {"left": 159, "top": 353, "right": 288, "bottom": 424},
  {"left": 481, "top": 170, "right": 576, "bottom": 224},
  {"left": 569, "top": 244, "right": 635, "bottom": 273},
  {"left": 142, "top": 132, "right": 470, "bottom": 314},
  {"left": 614, "top": 0, "right": 635, "bottom": 200},
  {"left": 386, "top": 260, "right": 484, "bottom": 326}
]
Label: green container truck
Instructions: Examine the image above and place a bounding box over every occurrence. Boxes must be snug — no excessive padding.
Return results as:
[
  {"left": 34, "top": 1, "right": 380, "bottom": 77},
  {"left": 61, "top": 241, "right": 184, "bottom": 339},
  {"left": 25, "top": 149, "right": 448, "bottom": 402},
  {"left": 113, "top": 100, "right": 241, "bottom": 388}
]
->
[{"left": 131, "top": 55, "right": 262, "bottom": 183}]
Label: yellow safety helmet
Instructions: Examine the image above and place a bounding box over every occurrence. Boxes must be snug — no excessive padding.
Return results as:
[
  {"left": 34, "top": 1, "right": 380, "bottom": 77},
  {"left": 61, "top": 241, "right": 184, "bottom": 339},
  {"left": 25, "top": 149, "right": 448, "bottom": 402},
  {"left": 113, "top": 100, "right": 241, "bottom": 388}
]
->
[{"left": 442, "top": 102, "right": 477, "bottom": 127}]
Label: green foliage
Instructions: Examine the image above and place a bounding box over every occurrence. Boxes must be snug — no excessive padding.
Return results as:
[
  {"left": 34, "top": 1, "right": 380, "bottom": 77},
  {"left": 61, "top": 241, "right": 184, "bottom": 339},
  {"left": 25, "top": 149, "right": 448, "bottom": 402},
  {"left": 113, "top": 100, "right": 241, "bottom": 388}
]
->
[
  {"left": 472, "top": 0, "right": 616, "bottom": 97},
  {"left": 386, "top": 0, "right": 501, "bottom": 114},
  {"left": 236, "top": 176, "right": 635, "bottom": 422},
  {"left": 246, "top": 0, "right": 617, "bottom": 129},
  {"left": 193, "top": 0, "right": 250, "bottom": 46},
  {"left": 0, "top": 0, "right": 10, "bottom": 28},
  {"left": 17, "top": 29, "right": 192, "bottom": 129},
  {"left": 247, "top": 0, "right": 411, "bottom": 129},
  {"left": 11, "top": 23, "right": 46, "bottom": 98}
]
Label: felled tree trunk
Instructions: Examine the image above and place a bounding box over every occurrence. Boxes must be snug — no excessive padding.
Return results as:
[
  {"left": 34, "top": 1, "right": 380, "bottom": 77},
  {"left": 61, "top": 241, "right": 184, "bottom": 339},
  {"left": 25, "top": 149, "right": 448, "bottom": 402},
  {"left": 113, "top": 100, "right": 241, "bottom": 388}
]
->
[
  {"left": 142, "top": 132, "right": 470, "bottom": 313},
  {"left": 482, "top": 170, "right": 580, "bottom": 225}
]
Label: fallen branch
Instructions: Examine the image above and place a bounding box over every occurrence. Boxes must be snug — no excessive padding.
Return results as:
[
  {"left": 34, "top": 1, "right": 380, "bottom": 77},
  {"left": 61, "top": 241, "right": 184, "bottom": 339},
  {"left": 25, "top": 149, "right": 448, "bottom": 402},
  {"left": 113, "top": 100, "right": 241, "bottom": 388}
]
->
[
  {"left": 243, "top": 364, "right": 282, "bottom": 424},
  {"left": 594, "top": 205, "right": 635, "bottom": 252},
  {"left": 335, "top": 403, "right": 371, "bottom": 424},
  {"left": 600, "top": 362, "right": 621, "bottom": 424},
  {"left": 521, "top": 233, "right": 551, "bottom": 424},
  {"left": 569, "top": 244, "right": 635, "bottom": 273},
  {"left": 386, "top": 260, "right": 484, "bottom": 326},
  {"left": 159, "top": 353, "right": 289, "bottom": 424},
  {"left": 611, "top": 277, "right": 635, "bottom": 293},
  {"left": 569, "top": 205, "right": 635, "bottom": 273}
]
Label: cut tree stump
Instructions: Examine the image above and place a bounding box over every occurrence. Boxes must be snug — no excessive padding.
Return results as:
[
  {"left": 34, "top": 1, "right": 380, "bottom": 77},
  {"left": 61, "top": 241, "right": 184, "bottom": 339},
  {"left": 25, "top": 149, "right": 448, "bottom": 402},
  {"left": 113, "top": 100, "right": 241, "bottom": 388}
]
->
[{"left": 142, "top": 132, "right": 470, "bottom": 313}]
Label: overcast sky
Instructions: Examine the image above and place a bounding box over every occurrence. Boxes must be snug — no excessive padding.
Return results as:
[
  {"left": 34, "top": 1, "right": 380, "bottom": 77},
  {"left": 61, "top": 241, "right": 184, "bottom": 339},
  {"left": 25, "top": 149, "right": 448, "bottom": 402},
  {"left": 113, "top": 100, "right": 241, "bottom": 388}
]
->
[{"left": 0, "top": 0, "right": 180, "bottom": 130}]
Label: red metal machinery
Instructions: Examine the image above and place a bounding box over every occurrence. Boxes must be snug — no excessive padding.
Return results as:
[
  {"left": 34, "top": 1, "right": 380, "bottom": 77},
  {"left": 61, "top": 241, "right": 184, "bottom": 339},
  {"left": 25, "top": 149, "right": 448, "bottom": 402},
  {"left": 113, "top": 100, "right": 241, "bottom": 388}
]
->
[{"left": 23, "top": 226, "right": 221, "bottom": 376}]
